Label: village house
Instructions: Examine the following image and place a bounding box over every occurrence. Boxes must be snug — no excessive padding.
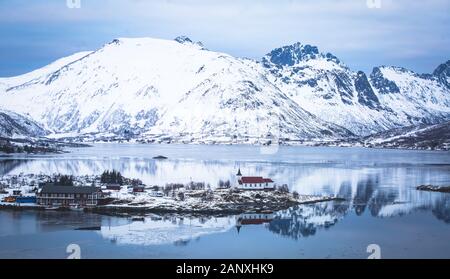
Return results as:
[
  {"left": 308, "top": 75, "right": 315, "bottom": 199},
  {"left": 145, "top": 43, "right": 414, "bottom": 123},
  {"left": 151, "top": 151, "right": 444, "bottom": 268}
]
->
[
  {"left": 132, "top": 186, "right": 145, "bottom": 193},
  {"left": 37, "top": 184, "right": 103, "bottom": 207},
  {"left": 105, "top": 183, "right": 122, "bottom": 191},
  {"left": 235, "top": 169, "right": 275, "bottom": 190},
  {"left": 12, "top": 190, "right": 22, "bottom": 196}
]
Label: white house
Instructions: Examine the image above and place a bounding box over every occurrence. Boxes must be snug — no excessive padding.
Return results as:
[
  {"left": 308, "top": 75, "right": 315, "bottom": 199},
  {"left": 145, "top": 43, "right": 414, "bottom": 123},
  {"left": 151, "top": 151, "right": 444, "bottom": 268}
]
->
[{"left": 235, "top": 169, "right": 275, "bottom": 190}]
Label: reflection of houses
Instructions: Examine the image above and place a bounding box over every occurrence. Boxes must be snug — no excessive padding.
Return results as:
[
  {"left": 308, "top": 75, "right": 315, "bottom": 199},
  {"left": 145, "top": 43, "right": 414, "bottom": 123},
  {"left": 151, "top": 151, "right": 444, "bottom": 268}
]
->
[
  {"left": 235, "top": 213, "right": 274, "bottom": 233},
  {"left": 235, "top": 169, "right": 275, "bottom": 190},
  {"left": 37, "top": 185, "right": 102, "bottom": 207}
]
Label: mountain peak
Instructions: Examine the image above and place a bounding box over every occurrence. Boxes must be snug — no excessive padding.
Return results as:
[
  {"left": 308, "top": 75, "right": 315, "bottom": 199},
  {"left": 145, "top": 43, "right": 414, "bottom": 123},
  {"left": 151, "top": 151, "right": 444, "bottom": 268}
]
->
[
  {"left": 174, "top": 36, "right": 205, "bottom": 49},
  {"left": 433, "top": 60, "right": 450, "bottom": 89},
  {"left": 174, "top": 35, "right": 193, "bottom": 44},
  {"left": 433, "top": 60, "right": 450, "bottom": 73},
  {"left": 107, "top": 38, "right": 123, "bottom": 46},
  {"left": 263, "top": 42, "right": 340, "bottom": 66}
]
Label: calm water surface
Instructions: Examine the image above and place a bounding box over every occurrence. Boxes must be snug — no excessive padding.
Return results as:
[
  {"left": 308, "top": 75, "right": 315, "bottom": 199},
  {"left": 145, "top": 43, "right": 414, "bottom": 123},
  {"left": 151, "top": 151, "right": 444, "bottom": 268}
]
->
[{"left": 0, "top": 144, "right": 449, "bottom": 258}]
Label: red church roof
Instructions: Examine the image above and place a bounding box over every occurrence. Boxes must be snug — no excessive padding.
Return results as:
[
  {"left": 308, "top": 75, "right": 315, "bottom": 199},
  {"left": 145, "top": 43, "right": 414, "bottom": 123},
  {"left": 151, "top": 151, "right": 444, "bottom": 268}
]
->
[
  {"left": 240, "top": 219, "right": 273, "bottom": 225},
  {"left": 239, "top": 177, "right": 274, "bottom": 184}
]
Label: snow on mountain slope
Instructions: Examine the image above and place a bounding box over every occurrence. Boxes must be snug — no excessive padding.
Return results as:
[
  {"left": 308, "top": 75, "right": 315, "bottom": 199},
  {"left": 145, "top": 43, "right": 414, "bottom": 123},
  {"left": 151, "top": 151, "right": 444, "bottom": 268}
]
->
[
  {"left": 263, "top": 42, "right": 450, "bottom": 136},
  {"left": 0, "top": 51, "right": 93, "bottom": 105},
  {"left": 371, "top": 66, "right": 450, "bottom": 124},
  {"left": 0, "top": 37, "right": 351, "bottom": 142},
  {"left": 0, "top": 51, "right": 92, "bottom": 88},
  {"left": 146, "top": 57, "right": 351, "bottom": 142},
  {"left": 0, "top": 109, "right": 48, "bottom": 138},
  {"left": 365, "top": 64, "right": 450, "bottom": 130},
  {"left": 262, "top": 43, "right": 394, "bottom": 135}
]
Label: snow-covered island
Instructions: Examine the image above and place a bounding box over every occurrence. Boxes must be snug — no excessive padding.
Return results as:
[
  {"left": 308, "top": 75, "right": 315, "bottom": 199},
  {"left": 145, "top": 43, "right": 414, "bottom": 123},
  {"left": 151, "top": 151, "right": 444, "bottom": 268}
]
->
[
  {"left": 93, "top": 188, "right": 339, "bottom": 215},
  {"left": 0, "top": 172, "right": 342, "bottom": 215}
]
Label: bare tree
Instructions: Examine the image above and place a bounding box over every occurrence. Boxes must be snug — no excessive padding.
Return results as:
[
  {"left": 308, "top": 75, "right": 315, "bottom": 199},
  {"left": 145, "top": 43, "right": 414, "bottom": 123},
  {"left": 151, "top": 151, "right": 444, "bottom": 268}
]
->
[
  {"left": 218, "top": 180, "right": 231, "bottom": 189},
  {"left": 278, "top": 184, "right": 290, "bottom": 193}
]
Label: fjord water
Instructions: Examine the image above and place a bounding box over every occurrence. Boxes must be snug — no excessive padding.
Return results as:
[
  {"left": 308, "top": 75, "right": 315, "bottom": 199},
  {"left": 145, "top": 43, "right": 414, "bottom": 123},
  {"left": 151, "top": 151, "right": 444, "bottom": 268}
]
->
[{"left": 0, "top": 144, "right": 449, "bottom": 259}]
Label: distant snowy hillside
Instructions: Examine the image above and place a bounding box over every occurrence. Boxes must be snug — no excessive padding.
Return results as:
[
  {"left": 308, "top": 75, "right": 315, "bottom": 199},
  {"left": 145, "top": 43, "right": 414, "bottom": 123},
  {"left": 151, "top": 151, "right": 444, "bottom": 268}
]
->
[
  {"left": 363, "top": 121, "right": 450, "bottom": 150},
  {"left": 0, "top": 110, "right": 48, "bottom": 138}
]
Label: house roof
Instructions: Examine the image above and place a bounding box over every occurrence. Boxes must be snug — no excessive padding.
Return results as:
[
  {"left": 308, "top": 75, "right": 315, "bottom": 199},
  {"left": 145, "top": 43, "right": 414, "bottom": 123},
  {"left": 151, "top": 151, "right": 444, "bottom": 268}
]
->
[
  {"left": 239, "top": 177, "right": 274, "bottom": 184},
  {"left": 40, "top": 185, "right": 101, "bottom": 194},
  {"left": 106, "top": 183, "right": 121, "bottom": 187}
]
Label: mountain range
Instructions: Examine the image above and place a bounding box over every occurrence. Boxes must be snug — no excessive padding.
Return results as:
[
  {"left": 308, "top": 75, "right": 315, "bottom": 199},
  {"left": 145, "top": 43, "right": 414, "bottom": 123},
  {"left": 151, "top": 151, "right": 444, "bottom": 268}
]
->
[{"left": 0, "top": 36, "right": 449, "bottom": 146}]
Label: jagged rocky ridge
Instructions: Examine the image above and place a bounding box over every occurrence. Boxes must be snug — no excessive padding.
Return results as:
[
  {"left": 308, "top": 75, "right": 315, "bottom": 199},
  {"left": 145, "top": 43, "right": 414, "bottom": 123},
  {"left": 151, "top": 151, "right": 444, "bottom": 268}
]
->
[
  {"left": 263, "top": 43, "right": 450, "bottom": 136},
  {"left": 0, "top": 36, "right": 449, "bottom": 143}
]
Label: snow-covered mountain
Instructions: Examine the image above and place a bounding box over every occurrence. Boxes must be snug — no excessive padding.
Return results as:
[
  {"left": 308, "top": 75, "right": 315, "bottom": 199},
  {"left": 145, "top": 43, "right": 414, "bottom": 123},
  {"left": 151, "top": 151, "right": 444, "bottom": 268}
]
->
[
  {"left": 0, "top": 36, "right": 449, "bottom": 142},
  {"left": 0, "top": 37, "right": 351, "bottom": 143},
  {"left": 0, "top": 109, "right": 48, "bottom": 138},
  {"left": 263, "top": 42, "right": 450, "bottom": 136}
]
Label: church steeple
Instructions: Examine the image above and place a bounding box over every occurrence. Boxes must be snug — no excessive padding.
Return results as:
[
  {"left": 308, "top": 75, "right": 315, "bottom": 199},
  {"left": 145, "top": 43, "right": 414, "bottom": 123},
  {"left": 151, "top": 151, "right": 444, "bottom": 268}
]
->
[
  {"left": 236, "top": 168, "right": 242, "bottom": 176},
  {"left": 235, "top": 168, "right": 243, "bottom": 188},
  {"left": 236, "top": 217, "right": 242, "bottom": 234}
]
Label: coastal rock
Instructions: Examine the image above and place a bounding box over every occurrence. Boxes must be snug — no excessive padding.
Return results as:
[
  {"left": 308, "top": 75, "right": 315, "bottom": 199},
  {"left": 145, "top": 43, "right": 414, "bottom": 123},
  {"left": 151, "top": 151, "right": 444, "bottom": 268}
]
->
[{"left": 416, "top": 185, "right": 450, "bottom": 193}]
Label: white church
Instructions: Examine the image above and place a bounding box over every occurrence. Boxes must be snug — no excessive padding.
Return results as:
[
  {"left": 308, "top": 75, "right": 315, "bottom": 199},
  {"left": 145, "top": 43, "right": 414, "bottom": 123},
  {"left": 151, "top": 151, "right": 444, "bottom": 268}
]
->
[{"left": 235, "top": 168, "right": 275, "bottom": 191}]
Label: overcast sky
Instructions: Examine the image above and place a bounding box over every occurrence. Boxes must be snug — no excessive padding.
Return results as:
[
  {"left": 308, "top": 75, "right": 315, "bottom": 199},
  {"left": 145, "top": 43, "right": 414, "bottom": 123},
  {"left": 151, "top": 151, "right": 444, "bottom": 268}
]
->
[{"left": 0, "top": 0, "right": 449, "bottom": 76}]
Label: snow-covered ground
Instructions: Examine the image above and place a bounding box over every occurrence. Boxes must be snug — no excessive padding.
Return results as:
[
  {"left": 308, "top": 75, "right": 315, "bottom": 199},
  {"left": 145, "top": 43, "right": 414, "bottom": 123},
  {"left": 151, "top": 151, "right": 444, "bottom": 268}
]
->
[
  {"left": 98, "top": 187, "right": 338, "bottom": 214},
  {"left": 362, "top": 120, "right": 450, "bottom": 150}
]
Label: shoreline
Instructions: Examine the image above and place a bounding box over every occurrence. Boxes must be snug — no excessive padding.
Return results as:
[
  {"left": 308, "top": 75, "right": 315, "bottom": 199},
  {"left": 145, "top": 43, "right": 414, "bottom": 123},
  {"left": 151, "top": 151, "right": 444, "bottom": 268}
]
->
[
  {"left": 0, "top": 196, "right": 344, "bottom": 216},
  {"left": 88, "top": 196, "right": 343, "bottom": 215},
  {"left": 1, "top": 141, "right": 448, "bottom": 157},
  {"left": 76, "top": 140, "right": 450, "bottom": 152}
]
